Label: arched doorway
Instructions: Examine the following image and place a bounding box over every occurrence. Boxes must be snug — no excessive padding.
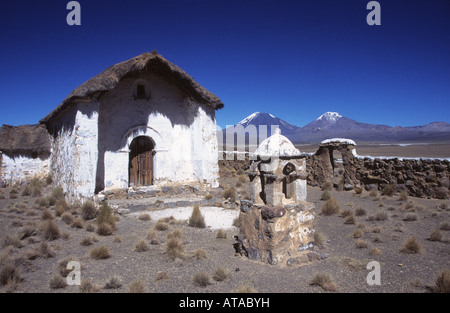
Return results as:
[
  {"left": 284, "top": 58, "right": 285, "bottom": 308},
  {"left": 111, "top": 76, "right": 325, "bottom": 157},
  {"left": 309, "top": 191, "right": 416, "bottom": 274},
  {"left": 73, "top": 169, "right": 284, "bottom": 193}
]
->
[{"left": 129, "top": 136, "right": 155, "bottom": 186}]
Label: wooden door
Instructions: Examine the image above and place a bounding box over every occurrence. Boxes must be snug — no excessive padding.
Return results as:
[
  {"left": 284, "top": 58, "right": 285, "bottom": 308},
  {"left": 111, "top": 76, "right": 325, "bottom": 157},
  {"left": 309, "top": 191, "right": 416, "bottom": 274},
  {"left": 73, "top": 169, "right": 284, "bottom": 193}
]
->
[{"left": 129, "top": 137, "right": 154, "bottom": 186}]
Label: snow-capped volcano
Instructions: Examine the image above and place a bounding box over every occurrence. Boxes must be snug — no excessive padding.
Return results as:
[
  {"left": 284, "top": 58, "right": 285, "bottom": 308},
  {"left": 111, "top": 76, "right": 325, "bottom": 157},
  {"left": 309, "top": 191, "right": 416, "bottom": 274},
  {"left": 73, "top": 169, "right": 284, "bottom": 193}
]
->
[
  {"left": 317, "top": 112, "right": 342, "bottom": 122},
  {"left": 236, "top": 112, "right": 298, "bottom": 134}
]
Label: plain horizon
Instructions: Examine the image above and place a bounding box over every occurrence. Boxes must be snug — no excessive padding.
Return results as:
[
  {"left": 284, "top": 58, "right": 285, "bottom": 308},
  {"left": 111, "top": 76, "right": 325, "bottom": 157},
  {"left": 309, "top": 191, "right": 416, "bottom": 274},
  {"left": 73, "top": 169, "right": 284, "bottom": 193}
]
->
[{"left": 1, "top": 0, "right": 449, "bottom": 129}]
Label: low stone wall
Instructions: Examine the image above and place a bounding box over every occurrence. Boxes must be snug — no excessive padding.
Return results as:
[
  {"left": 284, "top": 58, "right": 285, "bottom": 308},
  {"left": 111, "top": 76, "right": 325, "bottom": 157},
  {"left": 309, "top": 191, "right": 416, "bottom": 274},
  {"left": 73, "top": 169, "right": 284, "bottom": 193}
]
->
[
  {"left": 218, "top": 149, "right": 450, "bottom": 199},
  {"left": 353, "top": 157, "right": 449, "bottom": 199}
]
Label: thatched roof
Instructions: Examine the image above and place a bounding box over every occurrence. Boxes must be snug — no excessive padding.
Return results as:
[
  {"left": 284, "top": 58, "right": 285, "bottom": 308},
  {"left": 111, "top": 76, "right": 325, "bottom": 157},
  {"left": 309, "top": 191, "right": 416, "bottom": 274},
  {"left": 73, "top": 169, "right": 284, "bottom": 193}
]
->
[
  {"left": 0, "top": 124, "right": 51, "bottom": 157},
  {"left": 40, "top": 52, "right": 224, "bottom": 124}
]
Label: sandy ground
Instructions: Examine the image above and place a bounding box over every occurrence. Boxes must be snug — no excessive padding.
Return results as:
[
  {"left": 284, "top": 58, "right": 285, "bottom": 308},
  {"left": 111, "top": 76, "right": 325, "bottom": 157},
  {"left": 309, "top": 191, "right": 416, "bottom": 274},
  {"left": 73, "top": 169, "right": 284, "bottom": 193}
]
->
[{"left": 0, "top": 176, "right": 449, "bottom": 294}]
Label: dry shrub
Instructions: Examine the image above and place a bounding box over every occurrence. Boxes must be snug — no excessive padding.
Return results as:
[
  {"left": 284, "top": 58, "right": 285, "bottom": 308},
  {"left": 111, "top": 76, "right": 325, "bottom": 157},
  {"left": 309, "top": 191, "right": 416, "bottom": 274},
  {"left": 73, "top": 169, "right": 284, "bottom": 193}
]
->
[
  {"left": 55, "top": 198, "right": 69, "bottom": 217},
  {"left": 192, "top": 272, "right": 211, "bottom": 287},
  {"left": 321, "top": 191, "right": 331, "bottom": 201},
  {"left": 216, "top": 229, "right": 227, "bottom": 239},
  {"left": 344, "top": 215, "right": 356, "bottom": 225},
  {"left": 42, "top": 220, "right": 61, "bottom": 241},
  {"left": 355, "top": 208, "right": 366, "bottom": 216},
  {"left": 167, "top": 229, "right": 183, "bottom": 240},
  {"left": 432, "top": 269, "right": 450, "bottom": 293},
  {"left": 81, "top": 201, "right": 97, "bottom": 221},
  {"left": 354, "top": 187, "right": 363, "bottom": 195},
  {"left": 21, "top": 185, "right": 31, "bottom": 196},
  {"left": 370, "top": 247, "right": 382, "bottom": 256},
  {"left": 369, "top": 189, "right": 378, "bottom": 197},
  {"left": 429, "top": 229, "right": 443, "bottom": 242},
  {"left": 440, "top": 222, "right": 450, "bottom": 231},
  {"left": 398, "top": 191, "right": 408, "bottom": 201},
  {"left": 134, "top": 239, "right": 149, "bottom": 252},
  {"left": 35, "top": 242, "right": 54, "bottom": 258},
  {"left": 222, "top": 188, "right": 236, "bottom": 202},
  {"left": 375, "top": 210, "right": 389, "bottom": 221},
  {"left": 322, "top": 181, "right": 333, "bottom": 191},
  {"left": 96, "top": 202, "right": 115, "bottom": 233},
  {"left": 314, "top": 231, "right": 325, "bottom": 246},
  {"left": 381, "top": 184, "right": 396, "bottom": 196},
  {"left": 401, "top": 237, "right": 423, "bottom": 254},
  {"left": 353, "top": 229, "right": 363, "bottom": 238},
  {"left": 154, "top": 221, "right": 169, "bottom": 231},
  {"left": 310, "top": 272, "right": 338, "bottom": 292},
  {"left": 138, "top": 213, "right": 151, "bottom": 221},
  {"left": 127, "top": 279, "right": 146, "bottom": 293},
  {"left": 41, "top": 209, "right": 54, "bottom": 220},
  {"left": 80, "top": 237, "right": 93, "bottom": 246},
  {"left": 234, "top": 283, "right": 257, "bottom": 293},
  {"left": 89, "top": 246, "right": 111, "bottom": 259},
  {"left": 188, "top": 205, "right": 206, "bottom": 228},
  {"left": 404, "top": 214, "right": 417, "bottom": 222},
  {"left": 213, "top": 267, "right": 231, "bottom": 282},
  {"left": 0, "top": 261, "right": 22, "bottom": 286},
  {"left": 166, "top": 238, "right": 185, "bottom": 260},
  {"left": 49, "top": 274, "right": 67, "bottom": 289},
  {"left": 104, "top": 276, "right": 122, "bottom": 289},
  {"left": 97, "top": 223, "right": 113, "bottom": 236},
  {"left": 61, "top": 212, "right": 74, "bottom": 225},
  {"left": 80, "top": 280, "right": 99, "bottom": 293},
  {"left": 356, "top": 239, "right": 368, "bottom": 249},
  {"left": 192, "top": 248, "right": 207, "bottom": 259},
  {"left": 1, "top": 235, "right": 22, "bottom": 249},
  {"left": 71, "top": 218, "right": 84, "bottom": 229},
  {"left": 321, "top": 198, "right": 340, "bottom": 215}
]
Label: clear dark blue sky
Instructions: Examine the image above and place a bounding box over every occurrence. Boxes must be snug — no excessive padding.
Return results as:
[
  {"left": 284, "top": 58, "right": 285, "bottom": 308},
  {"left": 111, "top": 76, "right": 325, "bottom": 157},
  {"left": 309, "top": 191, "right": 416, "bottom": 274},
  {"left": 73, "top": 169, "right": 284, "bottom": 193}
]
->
[{"left": 1, "top": 0, "right": 449, "bottom": 129}]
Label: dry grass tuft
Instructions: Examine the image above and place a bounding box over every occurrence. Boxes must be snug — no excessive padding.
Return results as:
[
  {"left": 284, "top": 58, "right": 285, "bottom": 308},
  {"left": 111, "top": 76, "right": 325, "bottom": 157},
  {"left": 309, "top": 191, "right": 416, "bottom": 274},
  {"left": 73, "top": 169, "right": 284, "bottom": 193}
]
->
[
  {"left": 429, "top": 229, "right": 443, "bottom": 242},
  {"left": 154, "top": 221, "right": 169, "bottom": 231},
  {"left": 213, "top": 267, "right": 231, "bottom": 281},
  {"left": 321, "top": 190, "right": 331, "bottom": 201},
  {"left": 49, "top": 274, "right": 67, "bottom": 289},
  {"left": 41, "top": 220, "right": 61, "bottom": 241},
  {"left": 166, "top": 238, "right": 185, "bottom": 260},
  {"left": 104, "top": 276, "right": 122, "bottom": 289},
  {"left": 192, "top": 272, "right": 211, "bottom": 287},
  {"left": 134, "top": 239, "right": 149, "bottom": 252},
  {"left": 321, "top": 198, "right": 340, "bottom": 215},
  {"left": 192, "top": 248, "right": 207, "bottom": 259},
  {"left": 216, "top": 229, "right": 227, "bottom": 239},
  {"left": 89, "top": 246, "right": 111, "bottom": 259},
  {"left": 401, "top": 237, "right": 423, "bottom": 254},
  {"left": 188, "top": 205, "right": 206, "bottom": 228},
  {"left": 127, "top": 279, "right": 146, "bottom": 293},
  {"left": 81, "top": 201, "right": 97, "bottom": 220},
  {"left": 79, "top": 280, "right": 99, "bottom": 293},
  {"left": 138, "top": 213, "right": 151, "bottom": 221},
  {"left": 310, "top": 272, "right": 338, "bottom": 292},
  {"left": 432, "top": 269, "right": 450, "bottom": 293}
]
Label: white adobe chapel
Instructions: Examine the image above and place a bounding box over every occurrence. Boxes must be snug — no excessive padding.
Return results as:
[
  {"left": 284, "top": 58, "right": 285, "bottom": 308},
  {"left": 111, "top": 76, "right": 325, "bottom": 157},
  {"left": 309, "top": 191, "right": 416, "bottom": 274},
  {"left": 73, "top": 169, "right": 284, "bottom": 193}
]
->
[{"left": 0, "top": 52, "right": 224, "bottom": 198}]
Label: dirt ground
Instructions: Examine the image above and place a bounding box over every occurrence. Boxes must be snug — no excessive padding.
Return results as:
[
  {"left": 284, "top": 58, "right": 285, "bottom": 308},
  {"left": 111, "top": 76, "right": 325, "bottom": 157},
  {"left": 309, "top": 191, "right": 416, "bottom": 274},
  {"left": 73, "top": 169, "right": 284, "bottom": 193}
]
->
[{"left": 0, "top": 173, "right": 449, "bottom": 293}]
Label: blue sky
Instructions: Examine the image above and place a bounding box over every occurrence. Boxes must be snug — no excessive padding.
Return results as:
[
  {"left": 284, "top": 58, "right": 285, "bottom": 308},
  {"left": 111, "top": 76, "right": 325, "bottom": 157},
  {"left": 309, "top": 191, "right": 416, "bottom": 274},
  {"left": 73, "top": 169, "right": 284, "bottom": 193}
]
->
[{"left": 0, "top": 0, "right": 449, "bottom": 129}]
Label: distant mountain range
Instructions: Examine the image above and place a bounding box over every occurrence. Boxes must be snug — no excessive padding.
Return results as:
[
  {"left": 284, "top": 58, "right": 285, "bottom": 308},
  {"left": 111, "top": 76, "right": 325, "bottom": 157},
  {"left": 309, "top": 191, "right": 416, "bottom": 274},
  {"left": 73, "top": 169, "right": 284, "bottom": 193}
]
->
[{"left": 220, "top": 112, "right": 450, "bottom": 145}]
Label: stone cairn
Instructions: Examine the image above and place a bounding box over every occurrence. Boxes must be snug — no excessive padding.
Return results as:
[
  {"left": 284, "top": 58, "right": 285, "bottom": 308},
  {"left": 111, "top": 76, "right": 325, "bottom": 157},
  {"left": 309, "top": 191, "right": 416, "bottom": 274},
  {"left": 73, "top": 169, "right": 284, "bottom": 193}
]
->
[{"left": 236, "top": 129, "right": 318, "bottom": 265}]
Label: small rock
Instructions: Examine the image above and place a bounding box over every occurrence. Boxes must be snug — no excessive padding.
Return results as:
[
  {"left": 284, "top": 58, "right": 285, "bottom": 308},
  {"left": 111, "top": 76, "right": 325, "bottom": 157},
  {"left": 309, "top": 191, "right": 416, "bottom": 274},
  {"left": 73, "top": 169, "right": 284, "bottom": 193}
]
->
[{"left": 117, "top": 209, "right": 130, "bottom": 215}]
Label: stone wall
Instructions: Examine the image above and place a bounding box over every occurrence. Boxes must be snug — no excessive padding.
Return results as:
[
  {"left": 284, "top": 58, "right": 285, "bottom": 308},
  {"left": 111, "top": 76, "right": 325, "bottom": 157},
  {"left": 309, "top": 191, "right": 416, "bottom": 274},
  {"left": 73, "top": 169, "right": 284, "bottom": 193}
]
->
[{"left": 218, "top": 149, "right": 449, "bottom": 199}]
